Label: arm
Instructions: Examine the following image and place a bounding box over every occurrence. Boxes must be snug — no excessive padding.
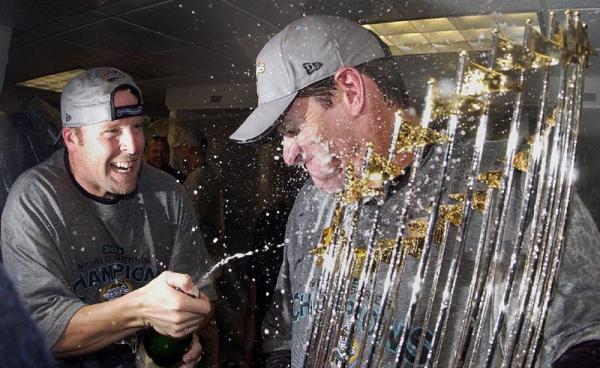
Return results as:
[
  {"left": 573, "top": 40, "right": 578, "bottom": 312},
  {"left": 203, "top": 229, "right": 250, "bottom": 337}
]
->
[
  {"left": 543, "top": 194, "right": 600, "bottom": 364},
  {"left": 54, "top": 271, "right": 211, "bottom": 358},
  {"left": 262, "top": 242, "right": 293, "bottom": 359}
]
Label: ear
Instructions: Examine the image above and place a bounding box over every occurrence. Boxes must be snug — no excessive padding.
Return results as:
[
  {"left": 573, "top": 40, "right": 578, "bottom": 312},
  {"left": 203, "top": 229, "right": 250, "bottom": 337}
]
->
[
  {"left": 62, "top": 127, "right": 80, "bottom": 152},
  {"left": 333, "top": 66, "right": 365, "bottom": 117}
]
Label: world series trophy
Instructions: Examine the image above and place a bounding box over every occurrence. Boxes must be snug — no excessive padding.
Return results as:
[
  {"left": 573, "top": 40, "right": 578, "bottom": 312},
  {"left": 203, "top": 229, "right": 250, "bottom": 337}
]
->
[{"left": 301, "top": 10, "right": 594, "bottom": 368}]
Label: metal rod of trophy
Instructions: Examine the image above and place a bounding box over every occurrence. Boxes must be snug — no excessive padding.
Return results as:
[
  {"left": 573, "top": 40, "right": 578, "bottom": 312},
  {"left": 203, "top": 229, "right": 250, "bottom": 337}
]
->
[
  {"left": 309, "top": 201, "right": 363, "bottom": 367},
  {"left": 499, "top": 14, "right": 563, "bottom": 366},
  {"left": 452, "top": 22, "right": 548, "bottom": 367},
  {"left": 352, "top": 80, "right": 442, "bottom": 368},
  {"left": 464, "top": 25, "right": 556, "bottom": 366},
  {"left": 313, "top": 224, "right": 357, "bottom": 368},
  {"left": 321, "top": 146, "right": 379, "bottom": 368},
  {"left": 451, "top": 185, "right": 497, "bottom": 368},
  {"left": 311, "top": 144, "right": 381, "bottom": 367},
  {"left": 512, "top": 14, "right": 581, "bottom": 364},
  {"left": 413, "top": 213, "right": 451, "bottom": 368},
  {"left": 518, "top": 72, "right": 576, "bottom": 368},
  {"left": 509, "top": 80, "right": 570, "bottom": 368},
  {"left": 323, "top": 83, "right": 431, "bottom": 368},
  {"left": 530, "top": 12, "right": 591, "bottom": 348},
  {"left": 308, "top": 168, "right": 376, "bottom": 368},
  {"left": 506, "top": 63, "right": 565, "bottom": 368},
  {"left": 346, "top": 111, "right": 414, "bottom": 362},
  {"left": 391, "top": 74, "right": 466, "bottom": 368},
  {"left": 304, "top": 183, "right": 355, "bottom": 367},
  {"left": 339, "top": 107, "right": 446, "bottom": 367},
  {"left": 523, "top": 44, "right": 587, "bottom": 366},
  {"left": 525, "top": 64, "right": 585, "bottom": 367},
  {"left": 472, "top": 24, "right": 533, "bottom": 368},
  {"left": 515, "top": 72, "right": 577, "bottom": 368},
  {"left": 389, "top": 52, "right": 470, "bottom": 368},
  {"left": 355, "top": 84, "right": 443, "bottom": 367},
  {"left": 441, "top": 32, "right": 539, "bottom": 368},
  {"left": 428, "top": 45, "right": 502, "bottom": 367}
]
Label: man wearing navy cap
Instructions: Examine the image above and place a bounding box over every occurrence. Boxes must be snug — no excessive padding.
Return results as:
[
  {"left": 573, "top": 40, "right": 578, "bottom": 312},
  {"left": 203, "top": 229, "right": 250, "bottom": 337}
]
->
[{"left": 2, "top": 67, "right": 215, "bottom": 367}]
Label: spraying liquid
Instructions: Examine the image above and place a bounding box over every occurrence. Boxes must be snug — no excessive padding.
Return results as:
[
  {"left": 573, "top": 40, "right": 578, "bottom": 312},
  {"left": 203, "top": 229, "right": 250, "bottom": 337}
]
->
[{"left": 201, "top": 243, "right": 285, "bottom": 280}]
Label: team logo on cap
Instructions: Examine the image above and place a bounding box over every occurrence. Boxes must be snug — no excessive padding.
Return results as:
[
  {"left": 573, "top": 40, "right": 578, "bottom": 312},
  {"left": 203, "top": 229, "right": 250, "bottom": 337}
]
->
[
  {"left": 103, "top": 69, "right": 126, "bottom": 82},
  {"left": 303, "top": 62, "right": 323, "bottom": 75},
  {"left": 256, "top": 61, "right": 266, "bottom": 75},
  {"left": 65, "top": 113, "right": 72, "bottom": 122}
]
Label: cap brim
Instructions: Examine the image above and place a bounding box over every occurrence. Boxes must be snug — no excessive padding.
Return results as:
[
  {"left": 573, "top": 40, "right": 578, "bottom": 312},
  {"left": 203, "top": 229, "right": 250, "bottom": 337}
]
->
[{"left": 230, "top": 92, "right": 298, "bottom": 144}]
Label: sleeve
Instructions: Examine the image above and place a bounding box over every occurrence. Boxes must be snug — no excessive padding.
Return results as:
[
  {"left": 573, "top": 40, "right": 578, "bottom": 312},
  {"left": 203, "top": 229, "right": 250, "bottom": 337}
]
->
[
  {"left": 0, "top": 264, "right": 56, "bottom": 367},
  {"left": 0, "top": 179, "right": 85, "bottom": 348},
  {"left": 262, "top": 241, "right": 293, "bottom": 353},
  {"left": 169, "top": 187, "right": 218, "bottom": 301},
  {"left": 264, "top": 349, "right": 292, "bottom": 368},
  {"left": 543, "top": 193, "right": 600, "bottom": 363}
]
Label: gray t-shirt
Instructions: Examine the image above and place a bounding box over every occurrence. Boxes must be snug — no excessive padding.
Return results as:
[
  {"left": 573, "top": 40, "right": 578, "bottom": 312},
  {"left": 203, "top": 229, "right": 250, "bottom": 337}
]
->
[
  {"left": 263, "top": 141, "right": 600, "bottom": 367},
  {"left": 1, "top": 149, "right": 216, "bottom": 367}
]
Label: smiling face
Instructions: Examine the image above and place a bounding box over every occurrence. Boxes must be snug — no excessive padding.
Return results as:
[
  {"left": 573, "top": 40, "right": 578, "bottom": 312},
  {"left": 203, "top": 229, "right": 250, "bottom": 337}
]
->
[
  {"left": 64, "top": 89, "right": 145, "bottom": 198},
  {"left": 146, "top": 139, "right": 169, "bottom": 169}
]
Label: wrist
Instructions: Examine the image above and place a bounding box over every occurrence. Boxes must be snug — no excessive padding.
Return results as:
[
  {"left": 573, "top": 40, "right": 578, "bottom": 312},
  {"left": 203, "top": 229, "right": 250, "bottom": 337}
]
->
[{"left": 121, "top": 288, "right": 149, "bottom": 329}]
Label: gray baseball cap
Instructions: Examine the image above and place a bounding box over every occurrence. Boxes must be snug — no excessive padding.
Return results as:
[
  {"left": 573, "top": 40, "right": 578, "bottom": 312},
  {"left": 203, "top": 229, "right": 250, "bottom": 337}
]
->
[
  {"left": 229, "top": 15, "right": 387, "bottom": 143},
  {"left": 60, "top": 67, "right": 144, "bottom": 127}
]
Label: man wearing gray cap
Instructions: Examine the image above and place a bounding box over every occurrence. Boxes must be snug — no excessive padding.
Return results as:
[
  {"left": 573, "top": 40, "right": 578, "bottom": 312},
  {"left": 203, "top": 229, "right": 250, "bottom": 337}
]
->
[
  {"left": 1, "top": 67, "right": 215, "bottom": 367},
  {"left": 230, "top": 15, "right": 600, "bottom": 368}
]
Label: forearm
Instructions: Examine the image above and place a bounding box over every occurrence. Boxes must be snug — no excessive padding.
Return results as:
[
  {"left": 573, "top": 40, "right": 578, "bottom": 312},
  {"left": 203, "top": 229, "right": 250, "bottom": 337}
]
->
[
  {"left": 53, "top": 271, "right": 211, "bottom": 358},
  {"left": 53, "top": 293, "right": 143, "bottom": 357}
]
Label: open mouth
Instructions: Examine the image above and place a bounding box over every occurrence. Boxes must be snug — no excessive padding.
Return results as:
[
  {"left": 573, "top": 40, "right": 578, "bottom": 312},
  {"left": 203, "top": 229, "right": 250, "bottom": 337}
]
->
[{"left": 110, "top": 160, "right": 136, "bottom": 173}]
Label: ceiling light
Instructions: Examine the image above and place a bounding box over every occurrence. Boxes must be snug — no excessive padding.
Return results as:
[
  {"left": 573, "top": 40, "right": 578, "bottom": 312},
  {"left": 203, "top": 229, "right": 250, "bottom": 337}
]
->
[
  {"left": 17, "top": 69, "right": 85, "bottom": 92},
  {"left": 363, "top": 12, "right": 540, "bottom": 56}
]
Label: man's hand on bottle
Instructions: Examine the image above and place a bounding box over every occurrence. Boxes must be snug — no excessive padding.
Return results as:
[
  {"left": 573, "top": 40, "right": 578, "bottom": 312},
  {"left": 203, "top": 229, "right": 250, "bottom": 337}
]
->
[{"left": 133, "top": 270, "right": 212, "bottom": 337}]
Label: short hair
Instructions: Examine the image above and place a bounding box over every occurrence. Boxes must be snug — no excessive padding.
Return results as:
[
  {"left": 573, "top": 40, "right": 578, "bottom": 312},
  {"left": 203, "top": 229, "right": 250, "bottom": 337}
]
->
[
  {"left": 70, "top": 127, "right": 84, "bottom": 145},
  {"left": 148, "top": 135, "right": 169, "bottom": 147},
  {"left": 297, "top": 57, "right": 409, "bottom": 110},
  {"left": 297, "top": 32, "right": 408, "bottom": 110}
]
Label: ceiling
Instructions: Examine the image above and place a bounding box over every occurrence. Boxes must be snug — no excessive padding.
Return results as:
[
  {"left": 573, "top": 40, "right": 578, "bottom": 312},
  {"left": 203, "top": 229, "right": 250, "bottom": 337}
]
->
[{"left": 1, "top": 0, "right": 599, "bottom": 115}]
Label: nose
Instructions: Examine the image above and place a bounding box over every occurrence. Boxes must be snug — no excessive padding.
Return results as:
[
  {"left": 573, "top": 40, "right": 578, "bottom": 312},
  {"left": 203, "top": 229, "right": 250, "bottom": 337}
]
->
[
  {"left": 282, "top": 136, "right": 303, "bottom": 166},
  {"left": 120, "top": 127, "right": 142, "bottom": 154}
]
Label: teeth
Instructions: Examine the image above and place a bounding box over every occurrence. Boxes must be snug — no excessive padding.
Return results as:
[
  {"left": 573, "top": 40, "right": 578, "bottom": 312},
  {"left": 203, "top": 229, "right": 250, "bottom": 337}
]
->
[{"left": 113, "top": 161, "right": 134, "bottom": 169}]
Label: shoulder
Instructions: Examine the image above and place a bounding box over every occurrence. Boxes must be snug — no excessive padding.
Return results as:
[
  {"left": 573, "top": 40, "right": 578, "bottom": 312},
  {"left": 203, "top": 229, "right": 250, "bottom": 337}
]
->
[
  {"left": 288, "top": 181, "right": 334, "bottom": 226},
  {"left": 138, "top": 163, "right": 185, "bottom": 193},
  {"left": 297, "top": 180, "right": 333, "bottom": 204},
  {"left": 6, "top": 150, "right": 68, "bottom": 206},
  {"left": 136, "top": 163, "right": 194, "bottom": 216}
]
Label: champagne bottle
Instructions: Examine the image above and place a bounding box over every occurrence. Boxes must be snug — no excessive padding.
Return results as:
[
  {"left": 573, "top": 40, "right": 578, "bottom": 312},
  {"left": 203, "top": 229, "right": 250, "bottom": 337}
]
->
[{"left": 143, "top": 329, "right": 192, "bottom": 368}]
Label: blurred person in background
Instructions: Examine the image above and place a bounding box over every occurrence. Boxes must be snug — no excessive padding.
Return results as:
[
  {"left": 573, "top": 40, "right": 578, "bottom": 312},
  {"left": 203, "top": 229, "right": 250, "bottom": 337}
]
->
[
  {"left": 145, "top": 135, "right": 186, "bottom": 183},
  {"left": 176, "top": 129, "right": 224, "bottom": 250}
]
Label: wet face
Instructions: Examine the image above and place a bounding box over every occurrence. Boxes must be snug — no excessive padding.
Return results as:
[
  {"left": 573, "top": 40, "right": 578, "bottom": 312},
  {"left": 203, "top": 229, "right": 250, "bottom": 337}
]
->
[
  {"left": 146, "top": 139, "right": 169, "bottom": 169},
  {"left": 278, "top": 72, "right": 414, "bottom": 194},
  {"left": 65, "top": 90, "right": 145, "bottom": 198},
  {"left": 278, "top": 96, "right": 358, "bottom": 193}
]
